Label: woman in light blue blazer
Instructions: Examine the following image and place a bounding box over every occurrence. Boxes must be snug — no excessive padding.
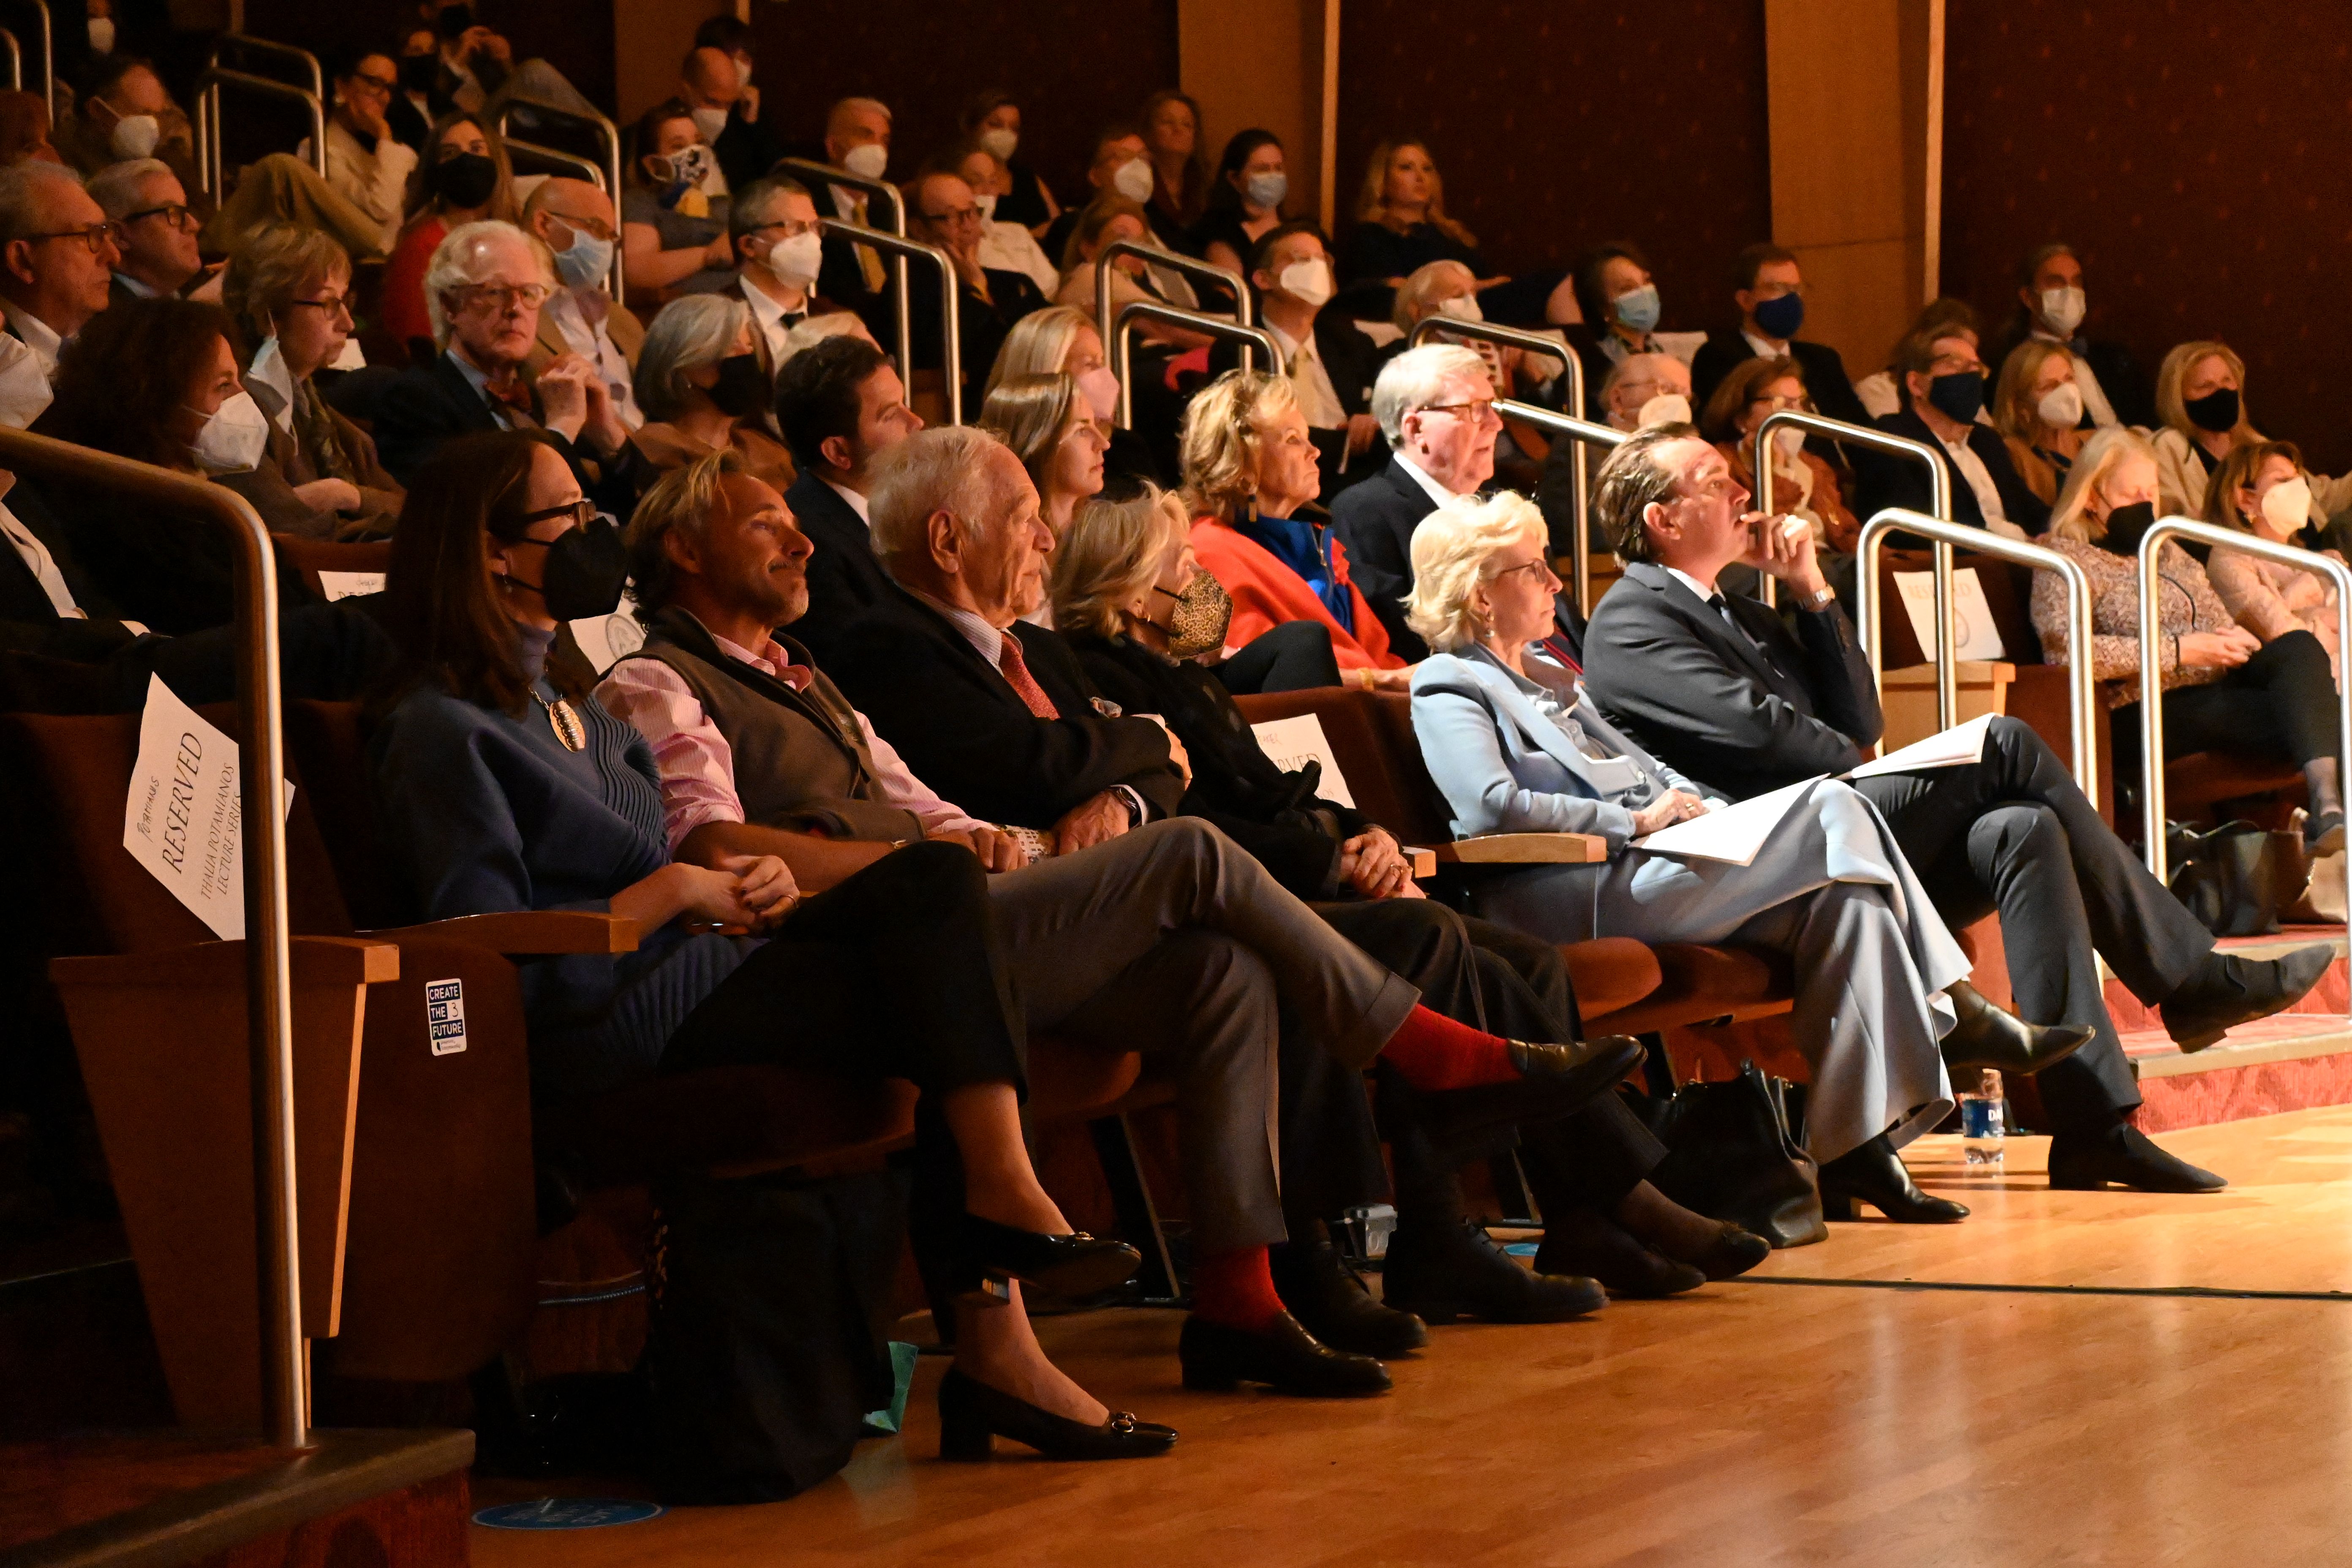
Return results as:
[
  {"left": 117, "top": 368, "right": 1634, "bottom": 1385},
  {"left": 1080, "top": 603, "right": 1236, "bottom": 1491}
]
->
[{"left": 1405, "top": 491, "right": 2078, "bottom": 1224}]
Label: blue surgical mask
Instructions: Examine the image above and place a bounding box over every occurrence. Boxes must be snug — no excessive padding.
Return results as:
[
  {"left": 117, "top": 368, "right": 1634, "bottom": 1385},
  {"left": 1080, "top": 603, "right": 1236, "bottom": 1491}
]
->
[
  {"left": 1243, "top": 170, "right": 1287, "bottom": 210},
  {"left": 553, "top": 226, "right": 614, "bottom": 289},
  {"left": 1612, "top": 282, "right": 1661, "bottom": 333},
  {"left": 1752, "top": 291, "right": 1804, "bottom": 341}
]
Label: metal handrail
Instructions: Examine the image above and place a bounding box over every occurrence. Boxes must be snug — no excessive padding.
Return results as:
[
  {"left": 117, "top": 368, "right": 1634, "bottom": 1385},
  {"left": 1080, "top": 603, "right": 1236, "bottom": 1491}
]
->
[
  {"left": 1111, "top": 300, "right": 1279, "bottom": 431},
  {"left": 0, "top": 427, "right": 301, "bottom": 1446},
  {"left": 192, "top": 68, "right": 325, "bottom": 202},
  {"left": 821, "top": 218, "right": 962, "bottom": 425},
  {"left": 1495, "top": 397, "right": 1622, "bottom": 617},
  {"left": 1756, "top": 410, "right": 1954, "bottom": 719},
  {"left": 1407, "top": 316, "right": 1592, "bottom": 611},
  {"left": 208, "top": 32, "right": 322, "bottom": 101},
  {"left": 494, "top": 96, "right": 623, "bottom": 302},
  {"left": 773, "top": 158, "right": 910, "bottom": 400},
  {"left": 0, "top": 28, "right": 18, "bottom": 90},
  {"left": 1094, "top": 237, "right": 1249, "bottom": 349},
  {"left": 1857, "top": 508, "right": 2099, "bottom": 804},
  {"left": 502, "top": 137, "right": 604, "bottom": 193},
  {"left": 2138, "top": 519, "right": 2352, "bottom": 923},
  {"left": 3, "top": 0, "right": 48, "bottom": 118}
]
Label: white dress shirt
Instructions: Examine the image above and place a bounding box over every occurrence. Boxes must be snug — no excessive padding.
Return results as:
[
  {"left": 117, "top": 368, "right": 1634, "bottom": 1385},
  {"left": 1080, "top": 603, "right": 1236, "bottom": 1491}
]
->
[
  {"left": 738, "top": 273, "right": 807, "bottom": 368},
  {"left": 543, "top": 288, "right": 643, "bottom": 430},
  {"left": 1937, "top": 430, "right": 2017, "bottom": 535},
  {"left": 1395, "top": 450, "right": 1464, "bottom": 511},
  {"left": 1267, "top": 319, "right": 1345, "bottom": 430}
]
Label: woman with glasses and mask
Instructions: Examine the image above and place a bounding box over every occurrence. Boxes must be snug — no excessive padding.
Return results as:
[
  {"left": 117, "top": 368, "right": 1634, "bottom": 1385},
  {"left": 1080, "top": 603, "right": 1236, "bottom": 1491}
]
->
[
  {"left": 317, "top": 49, "right": 418, "bottom": 254},
  {"left": 1701, "top": 355, "right": 1858, "bottom": 563},
  {"left": 216, "top": 221, "right": 403, "bottom": 538},
  {"left": 623, "top": 98, "right": 736, "bottom": 308},
  {"left": 629, "top": 293, "right": 792, "bottom": 490},
  {"left": 2152, "top": 339, "right": 2352, "bottom": 526},
  {"left": 384, "top": 110, "right": 517, "bottom": 357}
]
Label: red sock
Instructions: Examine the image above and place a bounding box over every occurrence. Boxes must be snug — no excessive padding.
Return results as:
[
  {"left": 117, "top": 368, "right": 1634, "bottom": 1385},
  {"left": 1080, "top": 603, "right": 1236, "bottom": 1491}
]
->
[
  {"left": 1190, "top": 1245, "right": 1285, "bottom": 1331},
  {"left": 1379, "top": 1004, "right": 1520, "bottom": 1091}
]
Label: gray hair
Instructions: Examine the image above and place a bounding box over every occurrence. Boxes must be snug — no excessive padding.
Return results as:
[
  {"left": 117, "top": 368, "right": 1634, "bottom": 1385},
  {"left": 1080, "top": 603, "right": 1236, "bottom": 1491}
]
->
[
  {"left": 1405, "top": 490, "right": 1548, "bottom": 653},
  {"left": 868, "top": 425, "right": 1009, "bottom": 564},
  {"left": 86, "top": 158, "right": 175, "bottom": 221},
  {"left": 1589, "top": 423, "right": 1704, "bottom": 563},
  {"left": 728, "top": 175, "right": 811, "bottom": 243},
  {"left": 635, "top": 293, "right": 751, "bottom": 422},
  {"left": 780, "top": 310, "right": 873, "bottom": 367},
  {"left": 1389, "top": 259, "right": 1476, "bottom": 335},
  {"left": 0, "top": 161, "right": 87, "bottom": 246},
  {"left": 1371, "top": 342, "right": 1488, "bottom": 447},
  {"left": 422, "top": 219, "right": 548, "bottom": 346}
]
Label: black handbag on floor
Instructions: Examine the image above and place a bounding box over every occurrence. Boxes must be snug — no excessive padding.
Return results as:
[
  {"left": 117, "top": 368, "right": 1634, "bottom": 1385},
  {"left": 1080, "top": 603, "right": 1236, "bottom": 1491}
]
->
[
  {"left": 1645, "top": 1061, "right": 1827, "bottom": 1249},
  {"left": 2166, "top": 819, "right": 2306, "bottom": 937}
]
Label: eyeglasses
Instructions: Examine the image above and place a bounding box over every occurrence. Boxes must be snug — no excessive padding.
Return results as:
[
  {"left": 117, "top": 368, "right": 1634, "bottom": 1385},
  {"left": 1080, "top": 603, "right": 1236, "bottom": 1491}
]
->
[
  {"left": 510, "top": 499, "right": 596, "bottom": 532},
  {"left": 289, "top": 292, "right": 355, "bottom": 318},
  {"left": 550, "top": 213, "right": 616, "bottom": 242},
  {"left": 746, "top": 218, "right": 817, "bottom": 239},
  {"left": 26, "top": 222, "right": 118, "bottom": 254},
  {"left": 1420, "top": 398, "right": 1499, "bottom": 425},
  {"left": 452, "top": 282, "right": 550, "bottom": 311},
  {"left": 346, "top": 72, "right": 397, "bottom": 96},
  {"left": 123, "top": 203, "right": 198, "bottom": 232},
  {"left": 920, "top": 205, "right": 983, "bottom": 226},
  {"left": 1490, "top": 558, "right": 1555, "bottom": 585},
  {"left": 1748, "top": 394, "right": 1808, "bottom": 414}
]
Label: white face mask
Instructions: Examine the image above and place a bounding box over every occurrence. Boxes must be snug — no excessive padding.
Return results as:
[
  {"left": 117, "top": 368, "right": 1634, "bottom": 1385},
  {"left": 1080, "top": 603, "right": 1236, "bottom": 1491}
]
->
[
  {"left": 1771, "top": 425, "right": 1807, "bottom": 466},
  {"left": 2035, "top": 381, "right": 2084, "bottom": 430},
  {"left": 189, "top": 390, "right": 270, "bottom": 473},
  {"left": 689, "top": 105, "right": 729, "bottom": 144},
  {"left": 249, "top": 334, "right": 295, "bottom": 427},
  {"left": 731, "top": 52, "right": 753, "bottom": 88},
  {"left": 0, "top": 337, "right": 52, "bottom": 429},
  {"left": 2039, "top": 285, "right": 2087, "bottom": 338},
  {"left": 1433, "top": 294, "right": 1483, "bottom": 324},
  {"left": 972, "top": 190, "right": 997, "bottom": 222},
  {"left": 110, "top": 112, "right": 160, "bottom": 160},
  {"left": 1076, "top": 365, "right": 1120, "bottom": 422},
  {"left": 1112, "top": 156, "right": 1155, "bottom": 203},
  {"left": 979, "top": 126, "right": 1018, "bottom": 162},
  {"left": 2261, "top": 474, "right": 2314, "bottom": 537},
  {"left": 764, "top": 229, "right": 822, "bottom": 288},
  {"left": 841, "top": 140, "right": 888, "bottom": 180},
  {"left": 1636, "top": 391, "right": 1691, "bottom": 427},
  {"left": 1277, "top": 257, "right": 1332, "bottom": 310},
  {"left": 87, "top": 16, "right": 115, "bottom": 54}
]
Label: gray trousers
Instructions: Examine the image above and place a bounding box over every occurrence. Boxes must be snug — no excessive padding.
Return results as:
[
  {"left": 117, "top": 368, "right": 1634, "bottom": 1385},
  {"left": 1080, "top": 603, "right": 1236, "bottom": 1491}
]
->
[{"left": 989, "top": 817, "right": 1421, "bottom": 1250}]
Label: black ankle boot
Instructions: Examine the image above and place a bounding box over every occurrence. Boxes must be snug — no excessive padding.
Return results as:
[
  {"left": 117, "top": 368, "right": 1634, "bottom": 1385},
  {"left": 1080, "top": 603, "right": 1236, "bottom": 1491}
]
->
[
  {"left": 1269, "top": 1222, "right": 1427, "bottom": 1358},
  {"left": 1818, "top": 1133, "right": 1968, "bottom": 1223}
]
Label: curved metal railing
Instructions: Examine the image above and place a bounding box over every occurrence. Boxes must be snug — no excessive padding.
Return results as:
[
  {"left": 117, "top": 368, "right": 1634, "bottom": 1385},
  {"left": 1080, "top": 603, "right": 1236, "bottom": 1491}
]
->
[
  {"left": 773, "top": 157, "right": 910, "bottom": 400},
  {"left": 191, "top": 68, "right": 326, "bottom": 202},
  {"left": 494, "top": 96, "right": 624, "bottom": 301},
  {"left": 1111, "top": 299, "right": 1279, "bottom": 432},
  {"left": 821, "top": 218, "right": 962, "bottom": 425}
]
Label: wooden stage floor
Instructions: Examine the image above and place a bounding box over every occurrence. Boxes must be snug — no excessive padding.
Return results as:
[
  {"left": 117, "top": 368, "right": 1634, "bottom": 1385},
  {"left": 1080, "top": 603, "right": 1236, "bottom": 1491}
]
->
[{"left": 473, "top": 1107, "right": 2352, "bottom": 1568}]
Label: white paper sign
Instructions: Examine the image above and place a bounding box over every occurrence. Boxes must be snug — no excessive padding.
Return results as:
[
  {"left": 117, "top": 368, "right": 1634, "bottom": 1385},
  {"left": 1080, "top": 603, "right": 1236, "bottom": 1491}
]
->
[
  {"left": 121, "top": 675, "right": 293, "bottom": 940},
  {"left": 569, "top": 606, "right": 647, "bottom": 675},
  {"left": 1893, "top": 567, "right": 2005, "bottom": 661},
  {"left": 1249, "top": 713, "right": 1357, "bottom": 808},
  {"left": 317, "top": 570, "right": 384, "bottom": 602},
  {"left": 1850, "top": 713, "right": 1997, "bottom": 778},
  {"left": 1633, "top": 774, "right": 1826, "bottom": 867}
]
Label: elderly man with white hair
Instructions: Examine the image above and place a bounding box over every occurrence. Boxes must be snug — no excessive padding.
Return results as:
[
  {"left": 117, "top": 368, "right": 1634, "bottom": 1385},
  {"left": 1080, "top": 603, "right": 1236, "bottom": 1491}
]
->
[
  {"left": 1331, "top": 342, "right": 1499, "bottom": 659},
  {"left": 1599, "top": 351, "right": 1693, "bottom": 432},
  {"left": 372, "top": 218, "right": 650, "bottom": 515},
  {"left": 814, "top": 95, "right": 895, "bottom": 314}
]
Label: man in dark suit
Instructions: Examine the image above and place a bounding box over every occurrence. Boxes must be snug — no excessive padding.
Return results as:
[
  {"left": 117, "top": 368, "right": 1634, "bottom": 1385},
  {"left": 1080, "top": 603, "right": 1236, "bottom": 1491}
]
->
[
  {"left": 1331, "top": 342, "right": 1497, "bottom": 661},
  {"left": 771, "top": 333, "right": 924, "bottom": 664},
  {"left": 810, "top": 96, "right": 893, "bottom": 321},
  {"left": 679, "top": 46, "right": 781, "bottom": 195},
  {"left": 1990, "top": 242, "right": 2154, "bottom": 431},
  {"left": 0, "top": 477, "right": 144, "bottom": 657},
  {"left": 371, "top": 221, "right": 649, "bottom": 515},
  {"left": 1579, "top": 425, "right": 2334, "bottom": 1195},
  {"left": 880, "top": 171, "right": 1047, "bottom": 414},
  {"left": 1850, "top": 327, "right": 2050, "bottom": 536},
  {"left": 1209, "top": 221, "right": 1385, "bottom": 501},
  {"left": 1689, "top": 243, "right": 1868, "bottom": 428}
]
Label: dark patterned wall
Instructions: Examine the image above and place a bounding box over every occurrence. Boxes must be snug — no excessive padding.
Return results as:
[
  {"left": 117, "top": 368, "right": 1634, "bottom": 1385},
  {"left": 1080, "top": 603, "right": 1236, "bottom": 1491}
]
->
[
  {"left": 1334, "top": 0, "right": 1771, "bottom": 332},
  {"left": 1943, "top": 1, "right": 2352, "bottom": 470}
]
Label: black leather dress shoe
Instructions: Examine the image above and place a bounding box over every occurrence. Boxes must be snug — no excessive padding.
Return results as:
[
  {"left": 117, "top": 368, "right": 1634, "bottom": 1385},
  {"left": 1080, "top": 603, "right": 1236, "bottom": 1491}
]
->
[
  {"left": 1818, "top": 1133, "right": 1969, "bottom": 1223},
  {"left": 1179, "top": 1310, "right": 1391, "bottom": 1397},
  {"left": 2160, "top": 945, "right": 2333, "bottom": 1052},
  {"left": 959, "top": 1214, "right": 1141, "bottom": 1300},
  {"left": 1940, "top": 980, "right": 2094, "bottom": 1075},
  {"left": 938, "top": 1367, "right": 1177, "bottom": 1461},
  {"left": 1379, "top": 1217, "right": 1606, "bottom": 1323},
  {"left": 1685, "top": 1222, "right": 1774, "bottom": 1281},
  {"left": 1533, "top": 1207, "right": 1705, "bottom": 1298},
  {"left": 2048, "top": 1124, "right": 2227, "bottom": 1192},
  {"left": 1269, "top": 1222, "right": 1426, "bottom": 1359},
  {"left": 1406, "top": 1034, "right": 1647, "bottom": 1143}
]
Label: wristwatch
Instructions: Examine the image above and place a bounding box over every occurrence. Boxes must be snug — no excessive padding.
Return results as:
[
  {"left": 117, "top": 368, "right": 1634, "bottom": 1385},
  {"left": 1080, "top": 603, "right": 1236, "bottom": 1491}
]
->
[{"left": 1795, "top": 583, "right": 1838, "bottom": 613}]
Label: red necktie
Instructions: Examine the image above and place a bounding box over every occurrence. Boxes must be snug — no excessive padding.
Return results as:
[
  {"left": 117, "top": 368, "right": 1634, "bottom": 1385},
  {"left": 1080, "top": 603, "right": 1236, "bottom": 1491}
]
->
[{"left": 997, "top": 636, "right": 1059, "bottom": 719}]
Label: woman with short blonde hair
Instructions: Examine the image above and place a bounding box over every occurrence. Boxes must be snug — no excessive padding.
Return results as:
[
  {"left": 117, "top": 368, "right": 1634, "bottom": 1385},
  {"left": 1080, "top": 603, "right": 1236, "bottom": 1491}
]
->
[{"left": 2151, "top": 339, "right": 2352, "bottom": 523}]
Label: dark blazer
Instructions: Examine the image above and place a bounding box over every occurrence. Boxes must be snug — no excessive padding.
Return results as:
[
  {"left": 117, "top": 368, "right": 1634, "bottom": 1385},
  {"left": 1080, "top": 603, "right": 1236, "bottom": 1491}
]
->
[
  {"left": 782, "top": 468, "right": 894, "bottom": 666},
  {"left": 1690, "top": 331, "right": 1870, "bottom": 432},
  {"left": 0, "top": 477, "right": 145, "bottom": 657},
  {"left": 1330, "top": 453, "right": 1441, "bottom": 661},
  {"left": 710, "top": 105, "right": 785, "bottom": 195},
  {"left": 871, "top": 266, "right": 1047, "bottom": 405},
  {"left": 814, "top": 182, "right": 885, "bottom": 321},
  {"left": 372, "top": 351, "right": 653, "bottom": 520},
  {"left": 1581, "top": 561, "right": 1880, "bottom": 801},
  {"left": 820, "top": 583, "right": 1183, "bottom": 831},
  {"left": 1851, "top": 406, "right": 2051, "bottom": 538}
]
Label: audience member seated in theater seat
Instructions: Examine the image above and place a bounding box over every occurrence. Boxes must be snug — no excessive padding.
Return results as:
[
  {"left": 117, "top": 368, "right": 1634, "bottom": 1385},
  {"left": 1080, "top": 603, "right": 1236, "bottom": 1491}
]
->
[
  {"left": 0, "top": 162, "right": 119, "bottom": 401},
  {"left": 523, "top": 178, "right": 644, "bottom": 427},
  {"left": 1384, "top": 260, "right": 1572, "bottom": 411},
  {"left": 1991, "top": 338, "right": 2089, "bottom": 508},
  {"left": 1407, "top": 488, "right": 2104, "bottom": 1222},
  {"left": 1853, "top": 296, "right": 1979, "bottom": 421},
  {"left": 2151, "top": 338, "right": 2352, "bottom": 526},
  {"left": 1700, "top": 355, "right": 1859, "bottom": 571},
  {"left": 32, "top": 295, "right": 318, "bottom": 634},
  {"left": 372, "top": 220, "right": 651, "bottom": 520},
  {"left": 629, "top": 293, "right": 793, "bottom": 490},
  {"left": 1580, "top": 425, "right": 2314, "bottom": 1195},
  {"left": 979, "top": 373, "right": 1105, "bottom": 558},
  {"left": 313, "top": 50, "right": 418, "bottom": 256},
  {"left": 885, "top": 170, "right": 1049, "bottom": 410},
  {"left": 1331, "top": 344, "right": 1498, "bottom": 663},
  {"left": 217, "top": 222, "right": 404, "bottom": 539},
  {"left": 388, "top": 30, "right": 453, "bottom": 153},
  {"left": 1190, "top": 129, "right": 1289, "bottom": 278},
  {"left": 811, "top": 96, "right": 896, "bottom": 321},
  {"left": 414, "top": 0, "right": 512, "bottom": 115},
  {"left": 1185, "top": 368, "right": 1410, "bottom": 688},
  {"left": 1040, "top": 124, "right": 1156, "bottom": 263},
  {"left": 88, "top": 158, "right": 214, "bottom": 305},
  {"left": 727, "top": 177, "right": 840, "bottom": 388},
  {"left": 382, "top": 111, "right": 520, "bottom": 359},
  {"left": 621, "top": 99, "right": 735, "bottom": 308},
  {"left": 958, "top": 90, "right": 1060, "bottom": 237},
  {"left": 1336, "top": 139, "right": 1576, "bottom": 331},
  {"left": 771, "top": 334, "right": 924, "bottom": 664},
  {"left": 988, "top": 305, "right": 1160, "bottom": 491},
  {"left": 678, "top": 44, "right": 780, "bottom": 197},
  {"left": 55, "top": 56, "right": 193, "bottom": 190},
  {"left": 1562, "top": 241, "right": 1675, "bottom": 422},
  {"left": 364, "top": 427, "right": 1177, "bottom": 1465},
  {"left": 954, "top": 146, "right": 1062, "bottom": 299},
  {"left": 1850, "top": 327, "right": 2049, "bottom": 538},
  {"left": 2034, "top": 427, "right": 2349, "bottom": 860},
  {"left": 1137, "top": 89, "right": 1207, "bottom": 248},
  {"left": 2203, "top": 439, "right": 2349, "bottom": 680},
  {"left": 1054, "top": 192, "right": 1209, "bottom": 350},
  {"left": 1990, "top": 242, "right": 2153, "bottom": 431},
  {"left": 1688, "top": 243, "right": 1868, "bottom": 430},
  {"left": 1204, "top": 221, "right": 1383, "bottom": 501}
]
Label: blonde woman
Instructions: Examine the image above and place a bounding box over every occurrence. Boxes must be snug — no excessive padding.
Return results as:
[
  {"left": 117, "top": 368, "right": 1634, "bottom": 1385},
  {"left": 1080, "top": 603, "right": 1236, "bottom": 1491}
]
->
[
  {"left": 2153, "top": 339, "right": 2352, "bottom": 521},
  {"left": 977, "top": 373, "right": 1106, "bottom": 541},
  {"left": 1182, "top": 368, "right": 1410, "bottom": 688},
  {"left": 1991, "top": 338, "right": 2087, "bottom": 505},
  {"left": 2202, "top": 438, "right": 2344, "bottom": 681},
  {"left": 2033, "top": 426, "right": 2344, "bottom": 851},
  {"left": 1339, "top": 139, "right": 1577, "bottom": 326},
  {"left": 985, "top": 304, "right": 1159, "bottom": 489}
]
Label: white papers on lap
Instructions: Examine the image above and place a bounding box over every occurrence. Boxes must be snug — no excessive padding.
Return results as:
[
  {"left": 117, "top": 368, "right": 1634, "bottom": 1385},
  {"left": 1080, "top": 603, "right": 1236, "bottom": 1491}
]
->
[
  {"left": 1248, "top": 713, "right": 1356, "bottom": 808},
  {"left": 1633, "top": 774, "right": 1826, "bottom": 866},
  {"left": 1849, "top": 713, "right": 1997, "bottom": 778},
  {"left": 121, "top": 674, "right": 294, "bottom": 940},
  {"left": 316, "top": 570, "right": 384, "bottom": 601},
  {"left": 1894, "top": 567, "right": 2005, "bottom": 661}
]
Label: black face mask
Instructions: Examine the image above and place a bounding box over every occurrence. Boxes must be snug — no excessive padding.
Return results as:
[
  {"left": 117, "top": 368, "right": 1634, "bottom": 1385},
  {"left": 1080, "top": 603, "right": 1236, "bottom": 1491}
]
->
[
  {"left": 434, "top": 3, "right": 474, "bottom": 40},
  {"left": 510, "top": 516, "right": 630, "bottom": 620},
  {"left": 397, "top": 53, "right": 440, "bottom": 93},
  {"left": 707, "top": 353, "right": 772, "bottom": 420},
  {"left": 2098, "top": 500, "right": 2156, "bottom": 557},
  {"left": 2183, "top": 387, "right": 2240, "bottom": 434},
  {"left": 1925, "top": 368, "right": 1985, "bottom": 425},
  {"left": 432, "top": 151, "right": 498, "bottom": 209}
]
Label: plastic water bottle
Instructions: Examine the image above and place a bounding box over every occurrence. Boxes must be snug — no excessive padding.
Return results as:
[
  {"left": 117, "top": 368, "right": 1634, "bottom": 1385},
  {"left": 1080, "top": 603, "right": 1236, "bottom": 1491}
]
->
[{"left": 1958, "top": 1068, "right": 2005, "bottom": 1166}]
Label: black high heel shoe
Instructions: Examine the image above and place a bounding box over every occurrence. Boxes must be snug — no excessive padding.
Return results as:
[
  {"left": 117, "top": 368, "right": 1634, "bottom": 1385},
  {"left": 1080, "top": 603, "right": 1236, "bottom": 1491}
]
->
[
  {"left": 936, "top": 1367, "right": 1176, "bottom": 1461},
  {"left": 1817, "top": 1133, "right": 1968, "bottom": 1223},
  {"left": 958, "top": 1213, "right": 1141, "bottom": 1301}
]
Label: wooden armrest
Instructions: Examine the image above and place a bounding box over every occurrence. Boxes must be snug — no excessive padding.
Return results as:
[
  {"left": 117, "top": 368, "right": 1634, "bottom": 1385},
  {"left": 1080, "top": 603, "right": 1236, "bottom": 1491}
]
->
[
  {"left": 51, "top": 935, "right": 399, "bottom": 989},
  {"left": 359, "top": 911, "right": 642, "bottom": 956},
  {"left": 1420, "top": 833, "right": 1609, "bottom": 865},
  {"left": 1405, "top": 846, "right": 1437, "bottom": 878}
]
